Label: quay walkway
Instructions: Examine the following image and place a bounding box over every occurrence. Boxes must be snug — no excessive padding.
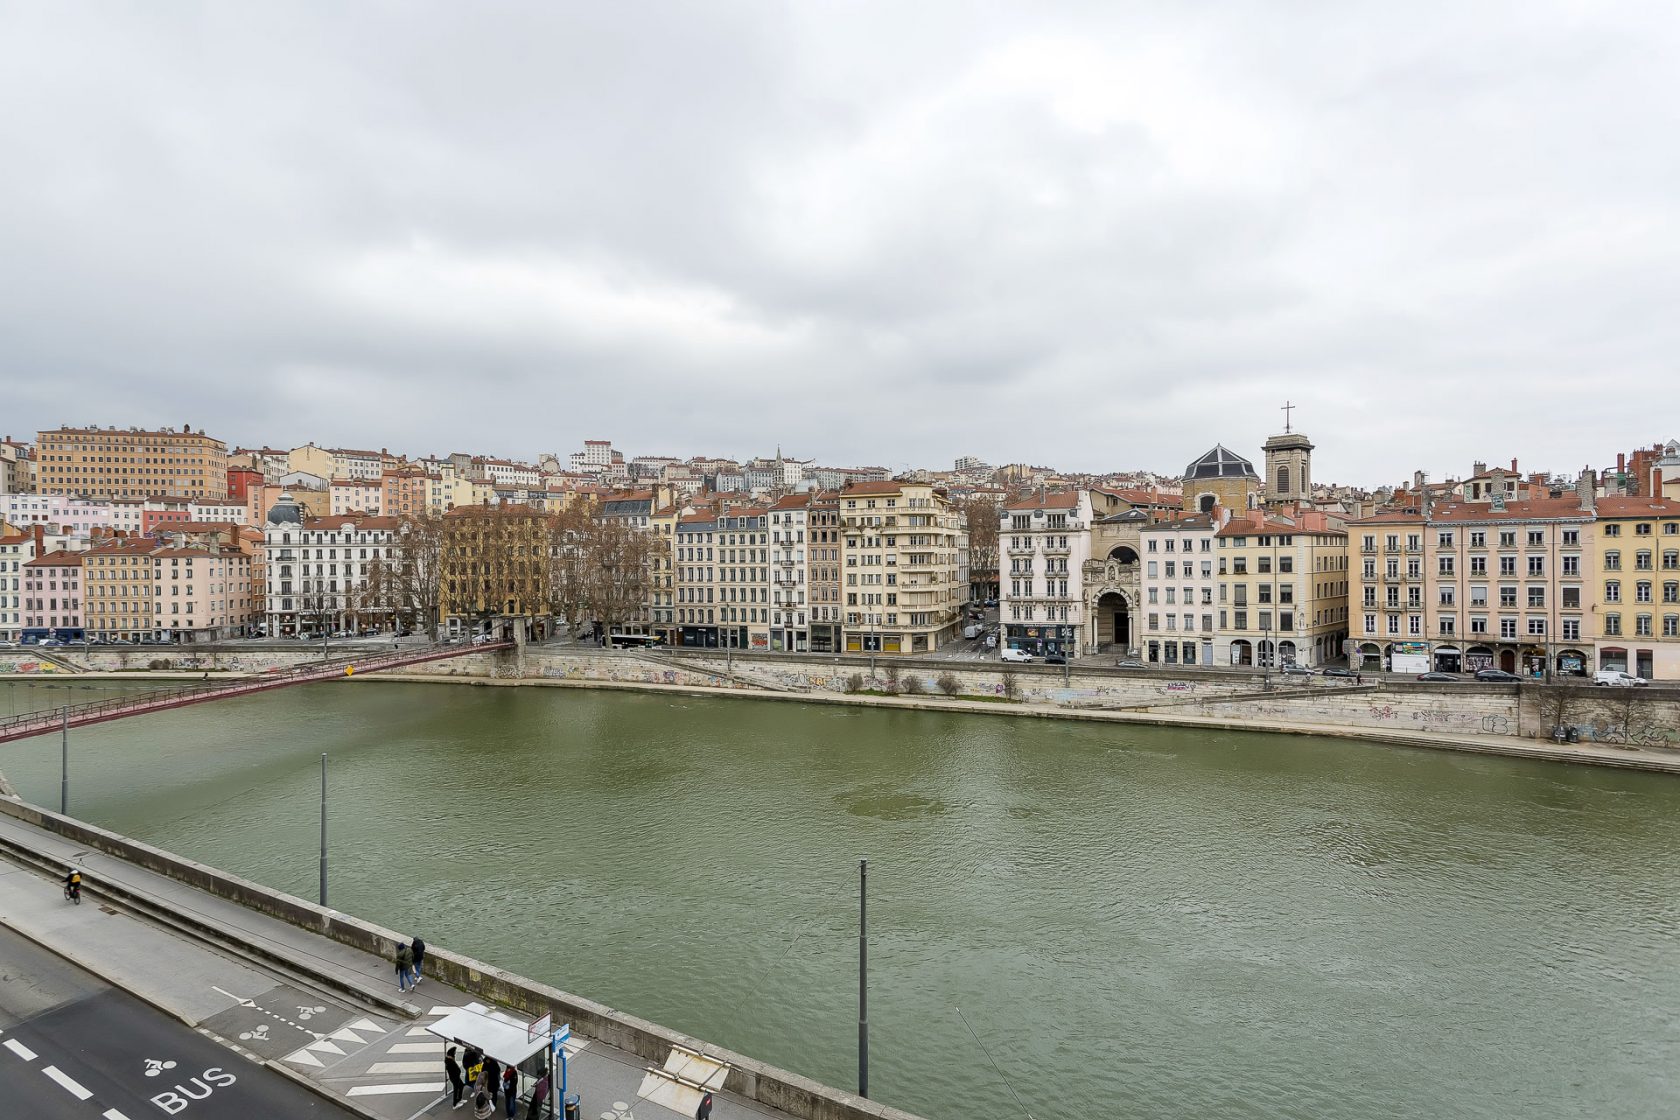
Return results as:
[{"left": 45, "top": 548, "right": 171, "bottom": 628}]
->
[{"left": 0, "top": 799, "right": 915, "bottom": 1120}]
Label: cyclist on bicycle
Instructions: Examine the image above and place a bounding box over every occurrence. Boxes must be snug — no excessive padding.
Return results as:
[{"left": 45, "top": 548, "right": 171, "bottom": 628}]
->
[{"left": 64, "top": 868, "right": 82, "bottom": 902}]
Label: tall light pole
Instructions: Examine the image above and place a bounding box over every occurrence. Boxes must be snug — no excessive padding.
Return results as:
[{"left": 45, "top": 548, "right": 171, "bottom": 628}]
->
[
  {"left": 60, "top": 701, "right": 69, "bottom": 815},
  {"left": 318, "top": 753, "right": 328, "bottom": 907},
  {"left": 858, "top": 858, "right": 869, "bottom": 1099}
]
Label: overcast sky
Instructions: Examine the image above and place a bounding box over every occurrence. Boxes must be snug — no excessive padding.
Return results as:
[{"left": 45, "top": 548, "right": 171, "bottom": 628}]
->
[{"left": 3, "top": 2, "right": 1676, "bottom": 486}]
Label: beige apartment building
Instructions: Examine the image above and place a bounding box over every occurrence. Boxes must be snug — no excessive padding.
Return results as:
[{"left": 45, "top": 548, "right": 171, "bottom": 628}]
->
[
  {"left": 1349, "top": 489, "right": 1594, "bottom": 677},
  {"left": 1213, "top": 509, "right": 1348, "bottom": 668},
  {"left": 36, "top": 425, "right": 228, "bottom": 501},
  {"left": 840, "top": 480, "right": 965, "bottom": 655},
  {"left": 83, "top": 537, "right": 163, "bottom": 640}
]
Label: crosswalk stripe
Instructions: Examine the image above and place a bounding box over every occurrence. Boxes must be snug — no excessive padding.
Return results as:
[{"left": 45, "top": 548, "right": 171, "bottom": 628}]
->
[
  {"left": 43, "top": 1065, "right": 93, "bottom": 1100},
  {"left": 306, "top": 1038, "right": 346, "bottom": 1056},
  {"left": 346, "top": 1017, "right": 386, "bottom": 1035},
  {"left": 4, "top": 1038, "right": 38, "bottom": 1061},
  {"left": 387, "top": 1043, "right": 440, "bottom": 1053},
  {"left": 329, "top": 1028, "right": 368, "bottom": 1045},
  {"left": 347, "top": 1082, "right": 445, "bottom": 1096},
  {"left": 104, "top": 1111, "right": 134, "bottom": 1120},
  {"left": 283, "top": 1049, "right": 324, "bottom": 1068},
  {"left": 366, "top": 1061, "right": 437, "bottom": 1075},
  {"left": 405, "top": 1027, "right": 435, "bottom": 1036}
]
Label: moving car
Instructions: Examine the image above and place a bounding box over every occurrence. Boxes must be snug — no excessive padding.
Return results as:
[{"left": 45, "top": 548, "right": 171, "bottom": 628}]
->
[
  {"left": 1473, "top": 668, "right": 1522, "bottom": 682},
  {"left": 1281, "top": 664, "right": 1314, "bottom": 677},
  {"left": 1593, "top": 669, "right": 1649, "bottom": 687},
  {"left": 1322, "top": 667, "right": 1357, "bottom": 678},
  {"left": 1115, "top": 658, "right": 1145, "bottom": 669},
  {"left": 1417, "top": 671, "right": 1461, "bottom": 683},
  {"left": 1043, "top": 653, "right": 1067, "bottom": 665},
  {"left": 1000, "top": 647, "right": 1033, "bottom": 663}
]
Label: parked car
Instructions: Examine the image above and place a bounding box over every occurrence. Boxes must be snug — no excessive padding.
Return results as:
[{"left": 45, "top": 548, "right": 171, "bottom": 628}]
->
[
  {"left": 1593, "top": 669, "right": 1649, "bottom": 687},
  {"left": 1281, "top": 664, "right": 1314, "bottom": 677},
  {"left": 0, "top": 640, "right": 15, "bottom": 648},
  {"left": 110, "top": 638, "right": 132, "bottom": 645},
  {"left": 1000, "top": 647, "right": 1034, "bottom": 663},
  {"left": 1322, "top": 667, "right": 1357, "bottom": 678},
  {"left": 1043, "top": 653, "right": 1067, "bottom": 665},
  {"left": 1474, "top": 668, "right": 1522, "bottom": 682},
  {"left": 38, "top": 637, "right": 63, "bottom": 647},
  {"left": 1417, "top": 671, "right": 1461, "bottom": 683},
  {"left": 1115, "top": 658, "right": 1145, "bottom": 669}
]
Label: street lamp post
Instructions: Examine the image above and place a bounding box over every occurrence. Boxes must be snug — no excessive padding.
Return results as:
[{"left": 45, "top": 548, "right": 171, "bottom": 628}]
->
[
  {"left": 858, "top": 858, "right": 869, "bottom": 1099},
  {"left": 60, "top": 701, "right": 69, "bottom": 815},
  {"left": 318, "top": 753, "right": 328, "bottom": 907}
]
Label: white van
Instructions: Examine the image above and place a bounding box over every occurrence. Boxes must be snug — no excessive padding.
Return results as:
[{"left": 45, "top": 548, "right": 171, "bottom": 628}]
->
[
  {"left": 1000, "top": 647, "right": 1033, "bottom": 663},
  {"left": 1593, "top": 669, "right": 1648, "bottom": 687}
]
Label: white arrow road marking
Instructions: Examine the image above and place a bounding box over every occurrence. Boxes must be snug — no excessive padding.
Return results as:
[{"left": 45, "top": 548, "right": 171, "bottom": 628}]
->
[
  {"left": 210, "top": 986, "right": 256, "bottom": 1007},
  {"left": 347, "top": 1082, "right": 445, "bottom": 1096},
  {"left": 43, "top": 1065, "right": 93, "bottom": 1100},
  {"left": 283, "top": 1049, "right": 324, "bottom": 1068},
  {"left": 4, "top": 1038, "right": 38, "bottom": 1061},
  {"left": 366, "top": 1061, "right": 437, "bottom": 1075}
]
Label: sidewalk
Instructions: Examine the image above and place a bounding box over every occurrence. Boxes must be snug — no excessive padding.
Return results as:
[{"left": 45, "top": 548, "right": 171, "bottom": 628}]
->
[{"left": 0, "top": 810, "right": 781, "bottom": 1120}]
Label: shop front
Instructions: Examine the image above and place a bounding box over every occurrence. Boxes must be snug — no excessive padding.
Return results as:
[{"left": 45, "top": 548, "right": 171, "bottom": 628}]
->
[{"left": 1005, "top": 624, "right": 1077, "bottom": 657}]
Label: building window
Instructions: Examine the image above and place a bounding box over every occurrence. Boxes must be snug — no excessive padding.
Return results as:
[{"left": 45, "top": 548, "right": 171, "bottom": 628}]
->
[
  {"left": 1636, "top": 615, "right": 1654, "bottom": 637},
  {"left": 1664, "top": 615, "right": 1678, "bottom": 638},
  {"left": 1499, "top": 618, "right": 1517, "bottom": 639},
  {"left": 1527, "top": 618, "right": 1546, "bottom": 636},
  {"left": 1605, "top": 551, "right": 1621, "bottom": 570},
  {"left": 1438, "top": 531, "right": 1454, "bottom": 548},
  {"left": 1562, "top": 619, "right": 1580, "bottom": 641},
  {"left": 1439, "top": 556, "right": 1454, "bottom": 575},
  {"left": 1470, "top": 616, "right": 1488, "bottom": 634},
  {"left": 1562, "top": 587, "right": 1580, "bottom": 609},
  {"left": 1605, "top": 581, "right": 1621, "bottom": 603},
  {"left": 1604, "top": 523, "right": 1621, "bottom": 537},
  {"left": 1605, "top": 613, "right": 1621, "bottom": 636}
]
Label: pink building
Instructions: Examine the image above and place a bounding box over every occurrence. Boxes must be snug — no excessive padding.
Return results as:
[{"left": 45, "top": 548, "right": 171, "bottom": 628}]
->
[{"left": 23, "top": 549, "right": 83, "bottom": 634}]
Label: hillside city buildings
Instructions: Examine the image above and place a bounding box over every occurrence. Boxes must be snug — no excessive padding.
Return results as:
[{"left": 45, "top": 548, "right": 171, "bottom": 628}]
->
[{"left": 2, "top": 421, "right": 1678, "bottom": 681}]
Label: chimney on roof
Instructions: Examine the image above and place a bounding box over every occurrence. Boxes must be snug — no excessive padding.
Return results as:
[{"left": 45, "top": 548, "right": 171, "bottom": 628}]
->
[
  {"left": 1510, "top": 457, "right": 1518, "bottom": 473},
  {"left": 1472, "top": 461, "right": 1486, "bottom": 476},
  {"left": 1576, "top": 469, "right": 1595, "bottom": 512}
]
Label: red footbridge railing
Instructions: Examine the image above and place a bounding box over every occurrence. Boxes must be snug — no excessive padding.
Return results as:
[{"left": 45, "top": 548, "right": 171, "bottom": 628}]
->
[{"left": 0, "top": 642, "right": 512, "bottom": 745}]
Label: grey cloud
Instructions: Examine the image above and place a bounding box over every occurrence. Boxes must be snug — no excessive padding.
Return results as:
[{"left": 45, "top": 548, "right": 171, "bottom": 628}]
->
[{"left": 1, "top": 2, "right": 1677, "bottom": 484}]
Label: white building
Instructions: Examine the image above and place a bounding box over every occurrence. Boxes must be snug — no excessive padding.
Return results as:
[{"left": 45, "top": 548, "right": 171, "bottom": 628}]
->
[
  {"left": 769, "top": 494, "right": 810, "bottom": 651},
  {"left": 1, "top": 494, "right": 143, "bottom": 536},
  {"left": 569, "top": 440, "right": 621, "bottom": 474},
  {"left": 187, "top": 500, "right": 249, "bottom": 525},
  {"left": 999, "top": 489, "right": 1094, "bottom": 658},
  {"left": 477, "top": 458, "right": 541, "bottom": 488},
  {"left": 330, "top": 479, "right": 384, "bottom": 516},
  {"left": 261, "top": 493, "right": 399, "bottom": 637},
  {"left": 1137, "top": 509, "right": 1228, "bottom": 667}
]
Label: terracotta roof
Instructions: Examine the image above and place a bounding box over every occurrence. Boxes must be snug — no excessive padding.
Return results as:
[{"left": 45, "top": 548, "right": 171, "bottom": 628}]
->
[
  {"left": 839, "top": 481, "right": 903, "bottom": 496},
  {"left": 1349, "top": 510, "right": 1426, "bottom": 526},
  {"left": 300, "top": 515, "right": 403, "bottom": 530},
  {"left": 1005, "top": 490, "right": 1079, "bottom": 511},
  {"left": 1594, "top": 497, "right": 1680, "bottom": 517},
  {"left": 1428, "top": 498, "right": 1591, "bottom": 523},
  {"left": 24, "top": 551, "right": 83, "bottom": 567},
  {"left": 770, "top": 494, "right": 811, "bottom": 510}
]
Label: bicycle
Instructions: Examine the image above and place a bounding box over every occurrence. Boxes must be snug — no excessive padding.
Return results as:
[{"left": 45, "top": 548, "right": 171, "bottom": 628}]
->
[{"left": 64, "top": 879, "right": 81, "bottom": 905}]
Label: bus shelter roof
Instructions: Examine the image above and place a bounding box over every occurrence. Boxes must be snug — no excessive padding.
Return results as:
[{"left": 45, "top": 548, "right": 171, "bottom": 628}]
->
[{"left": 425, "top": 1006, "right": 551, "bottom": 1068}]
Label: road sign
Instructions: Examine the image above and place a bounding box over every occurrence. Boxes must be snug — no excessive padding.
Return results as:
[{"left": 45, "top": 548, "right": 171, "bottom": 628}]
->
[
  {"left": 529, "top": 1013, "right": 551, "bottom": 1043},
  {"left": 550, "top": 1023, "right": 571, "bottom": 1051},
  {"left": 1342, "top": 639, "right": 1356, "bottom": 657}
]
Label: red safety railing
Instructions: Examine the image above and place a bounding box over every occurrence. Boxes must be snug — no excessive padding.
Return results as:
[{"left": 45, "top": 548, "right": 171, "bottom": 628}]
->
[{"left": 0, "top": 642, "right": 511, "bottom": 745}]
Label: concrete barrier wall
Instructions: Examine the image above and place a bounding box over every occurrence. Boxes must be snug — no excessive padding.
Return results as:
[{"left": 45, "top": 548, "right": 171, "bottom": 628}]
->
[{"left": 0, "top": 795, "right": 921, "bottom": 1120}]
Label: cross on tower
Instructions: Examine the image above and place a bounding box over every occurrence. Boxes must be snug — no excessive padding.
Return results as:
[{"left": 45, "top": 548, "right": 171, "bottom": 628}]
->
[{"left": 1281, "top": 400, "right": 1295, "bottom": 433}]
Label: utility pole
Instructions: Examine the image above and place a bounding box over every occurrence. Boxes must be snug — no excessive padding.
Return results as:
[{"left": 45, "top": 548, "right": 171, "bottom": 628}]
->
[
  {"left": 318, "top": 753, "right": 328, "bottom": 907},
  {"left": 858, "top": 858, "right": 869, "bottom": 1099},
  {"left": 60, "top": 702, "right": 69, "bottom": 815}
]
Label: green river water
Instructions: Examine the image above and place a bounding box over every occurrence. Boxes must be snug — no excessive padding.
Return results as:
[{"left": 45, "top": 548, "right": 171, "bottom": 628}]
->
[{"left": 2, "top": 679, "right": 1676, "bottom": 1119}]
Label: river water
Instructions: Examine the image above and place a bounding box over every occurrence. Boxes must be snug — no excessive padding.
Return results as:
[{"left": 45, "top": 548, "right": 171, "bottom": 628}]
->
[{"left": 3, "top": 680, "right": 1676, "bottom": 1119}]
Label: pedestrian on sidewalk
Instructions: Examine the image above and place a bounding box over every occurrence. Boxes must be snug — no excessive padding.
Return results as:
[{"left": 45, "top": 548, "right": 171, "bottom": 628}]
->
[
  {"left": 445, "top": 1046, "right": 466, "bottom": 1109},
  {"left": 696, "top": 1090, "right": 714, "bottom": 1119},
  {"left": 395, "top": 941, "right": 415, "bottom": 992},
  {"left": 411, "top": 935, "right": 427, "bottom": 986},
  {"left": 528, "top": 1070, "right": 551, "bottom": 1120},
  {"left": 464, "top": 1046, "right": 484, "bottom": 1093},
  {"left": 501, "top": 1063, "right": 519, "bottom": 1118},
  {"left": 482, "top": 1055, "right": 503, "bottom": 1105},
  {"left": 472, "top": 1088, "right": 494, "bottom": 1119}
]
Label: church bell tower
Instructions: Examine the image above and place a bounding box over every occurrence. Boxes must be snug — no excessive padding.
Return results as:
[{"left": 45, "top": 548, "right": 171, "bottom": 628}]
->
[{"left": 1262, "top": 401, "right": 1313, "bottom": 507}]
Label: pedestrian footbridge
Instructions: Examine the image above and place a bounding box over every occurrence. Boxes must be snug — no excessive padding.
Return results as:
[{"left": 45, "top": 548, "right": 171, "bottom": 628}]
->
[{"left": 0, "top": 641, "right": 511, "bottom": 745}]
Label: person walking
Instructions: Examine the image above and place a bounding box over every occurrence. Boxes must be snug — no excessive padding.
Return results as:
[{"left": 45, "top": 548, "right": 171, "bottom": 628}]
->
[
  {"left": 395, "top": 941, "right": 415, "bottom": 993},
  {"left": 696, "top": 1090, "right": 714, "bottom": 1119},
  {"left": 528, "top": 1070, "right": 551, "bottom": 1120},
  {"left": 445, "top": 1046, "right": 466, "bottom": 1110},
  {"left": 500, "top": 1065, "right": 518, "bottom": 1116},
  {"left": 482, "top": 1055, "right": 502, "bottom": 1106},
  {"left": 411, "top": 936, "right": 427, "bottom": 987},
  {"left": 472, "top": 1088, "right": 494, "bottom": 1119}
]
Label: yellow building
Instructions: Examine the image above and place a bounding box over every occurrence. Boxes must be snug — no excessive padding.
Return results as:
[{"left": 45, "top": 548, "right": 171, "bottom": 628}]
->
[
  {"left": 840, "top": 480, "right": 965, "bottom": 654},
  {"left": 83, "top": 538, "right": 163, "bottom": 640},
  {"left": 1181, "top": 445, "right": 1261, "bottom": 515},
  {"left": 1591, "top": 497, "right": 1680, "bottom": 680},
  {"left": 37, "top": 425, "right": 228, "bottom": 500},
  {"left": 438, "top": 504, "right": 552, "bottom": 631},
  {"left": 1213, "top": 508, "right": 1348, "bottom": 668}
]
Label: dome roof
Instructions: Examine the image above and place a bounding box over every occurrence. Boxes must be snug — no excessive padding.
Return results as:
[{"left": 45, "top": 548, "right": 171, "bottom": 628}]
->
[
  {"left": 265, "top": 491, "right": 303, "bottom": 525},
  {"left": 1184, "top": 444, "right": 1258, "bottom": 481}
]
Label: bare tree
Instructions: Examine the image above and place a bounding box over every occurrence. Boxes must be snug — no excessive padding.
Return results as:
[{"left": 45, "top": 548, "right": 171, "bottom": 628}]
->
[
  {"left": 955, "top": 494, "right": 1000, "bottom": 601},
  {"left": 545, "top": 504, "right": 592, "bottom": 643},
  {"left": 582, "top": 514, "right": 656, "bottom": 641},
  {"left": 390, "top": 513, "right": 446, "bottom": 640}
]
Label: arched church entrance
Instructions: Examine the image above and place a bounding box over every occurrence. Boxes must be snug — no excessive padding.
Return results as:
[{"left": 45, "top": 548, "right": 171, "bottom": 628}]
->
[{"left": 1095, "top": 591, "right": 1131, "bottom": 652}]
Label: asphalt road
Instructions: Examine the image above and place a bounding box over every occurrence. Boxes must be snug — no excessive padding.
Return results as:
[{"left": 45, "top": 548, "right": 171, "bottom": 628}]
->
[{"left": 0, "top": 924, "right": 355, "bottom": 1120}]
